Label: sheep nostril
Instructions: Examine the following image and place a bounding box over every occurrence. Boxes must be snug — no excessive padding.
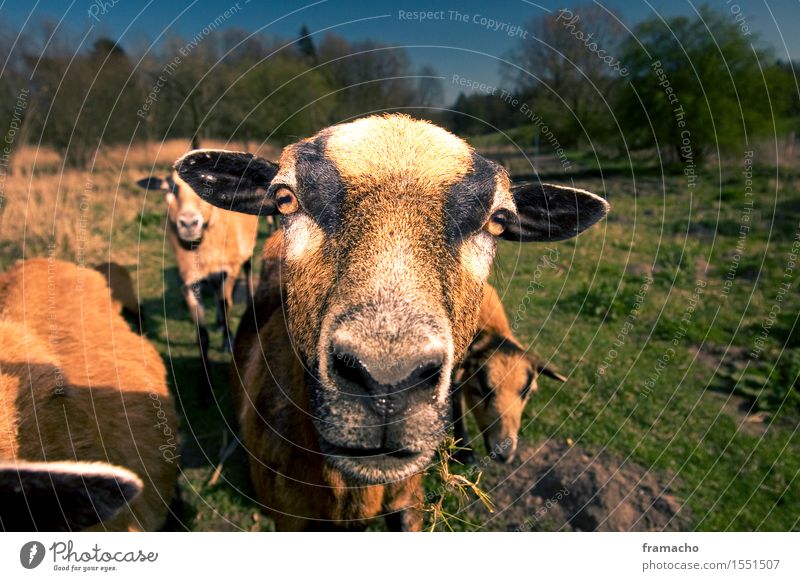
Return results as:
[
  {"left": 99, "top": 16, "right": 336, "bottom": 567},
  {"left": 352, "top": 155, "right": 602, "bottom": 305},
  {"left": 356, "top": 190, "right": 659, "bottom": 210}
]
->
[
  {"left": 328, "top": 344, "right": 445, "bottom": 417},
  {"left": 331, "top": 354, "right": 372, "bottom": 394},
  {"left": 179, "top": 217, "right": 200, "bottom": 229},
  {"left": 409, "top": 361, "right": 443, "bottom": 391}
]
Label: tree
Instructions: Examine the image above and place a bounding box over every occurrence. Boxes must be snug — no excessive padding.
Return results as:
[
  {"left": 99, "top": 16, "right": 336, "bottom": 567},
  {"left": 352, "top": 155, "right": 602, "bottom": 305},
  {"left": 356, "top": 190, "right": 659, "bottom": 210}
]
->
[
  {"left": 505, "top": 4, "right": 626, "bottom": 148},
  {"left": 141, "top": 33, "right": 230, "bottom": 148},
  {"left": 416, "top": 65, "right": 445, "bottom": 110},
  {"left": 0, "top": 22, "right": 32, "bottom": 172},
  {"left": 446, "top": 92, "right": 519, "bottom": 136},
  {"left": 29, "top": 35, "right": 144, "bottom": 168},
  {"left": 297, "top": 25, "right": 317, "bottom": 63},
  {"left": 317, "top": 33, "right": 416, "bottom": 121},
  {"left": 616, "top": 6, "right": 778, "bottom": 161},
  {"left": 225, "top": 54, "right": 335, "bottom": 145}
]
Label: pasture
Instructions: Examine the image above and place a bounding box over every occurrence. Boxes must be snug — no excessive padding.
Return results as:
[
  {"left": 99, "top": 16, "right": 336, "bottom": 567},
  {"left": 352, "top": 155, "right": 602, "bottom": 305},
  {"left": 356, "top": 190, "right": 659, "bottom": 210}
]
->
[{"left": 1, "top": 141, "right": 798, "bottom": 531}]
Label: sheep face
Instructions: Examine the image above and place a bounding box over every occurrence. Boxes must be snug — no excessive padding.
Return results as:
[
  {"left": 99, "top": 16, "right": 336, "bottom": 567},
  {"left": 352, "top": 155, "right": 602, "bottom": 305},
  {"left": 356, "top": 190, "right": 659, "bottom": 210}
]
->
[
  {"left": 176, "top": 114, "right": 608, "bottom": 484},
  {"left": 137, "top": 173, "right": 213, "bottom": 243},
  {"left": 463, "top": 338, "right": 538, "bottom": 464},
  {"left": 166, "top": 173, "right": 214, "bottom": 243}
]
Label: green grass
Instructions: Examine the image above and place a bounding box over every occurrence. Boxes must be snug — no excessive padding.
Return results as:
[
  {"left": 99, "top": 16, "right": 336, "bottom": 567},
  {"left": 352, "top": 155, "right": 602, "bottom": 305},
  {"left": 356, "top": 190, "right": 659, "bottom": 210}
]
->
[
  {"left": 7, "top": 159, "right": 799, "bottom": 531},
  {"left": 487, "top": 169, "right": 800, "bottom": 531},
  {"left": 177, "top": 165, "right": 798, "bottom": 531}
]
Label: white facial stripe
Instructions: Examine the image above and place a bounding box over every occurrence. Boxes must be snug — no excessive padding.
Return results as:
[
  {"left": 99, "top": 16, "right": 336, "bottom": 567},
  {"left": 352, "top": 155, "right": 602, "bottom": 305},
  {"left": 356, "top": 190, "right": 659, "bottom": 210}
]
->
[
  {"left": 284, "top": 213, "right": 325, "bottom": 263},
  {"left": 435, "top": 354, "right": 455, "bottom": 406},
  {"left": 460, "top": 231, "right": 495, "bottom": 282},
  {"left": 272, "top": 164, "right": 297, "bottom": 191},
  {"left": 491, "top": 180, "right": 517, "bottom": 215}
]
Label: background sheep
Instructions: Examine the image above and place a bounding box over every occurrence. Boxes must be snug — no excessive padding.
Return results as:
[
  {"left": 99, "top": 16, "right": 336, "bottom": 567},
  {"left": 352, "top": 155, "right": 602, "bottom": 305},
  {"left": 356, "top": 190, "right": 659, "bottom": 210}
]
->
[
  {"left": 0, "top": 259, "right": 178, "bottom": 531},
  {"left": 136, "top": 171, "right": 260, "bottom": 394},
  {"left": 454, "top": 283, "right": 567, "bottom": 464}
]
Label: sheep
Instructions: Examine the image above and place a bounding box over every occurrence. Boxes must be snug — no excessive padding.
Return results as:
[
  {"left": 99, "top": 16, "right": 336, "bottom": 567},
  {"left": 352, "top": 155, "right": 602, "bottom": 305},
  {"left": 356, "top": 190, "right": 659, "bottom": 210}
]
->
[
  {"left": 136, "top": 170, "right": 260, "bottom": 388},
  {"left": 94, "top": 261, "right": 144, "bottom": 333},
  {"left": 452, "top": 283, "right": 567, "bottom": 465},
  {"left": 0, "top": 258, "right": 178, "bottom": 531},
  {"left": 176, "top": 113, "right": 609, "bottom": 530}
]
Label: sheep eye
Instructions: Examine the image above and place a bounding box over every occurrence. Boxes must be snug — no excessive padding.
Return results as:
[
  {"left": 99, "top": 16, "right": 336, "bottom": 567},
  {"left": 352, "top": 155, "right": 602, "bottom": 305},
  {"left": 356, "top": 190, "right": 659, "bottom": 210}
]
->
[
  {"left": 520, "top": 371, "right": 535, "bottom": 399},
  {"left": 477, "top": 378, "right": 494, "bottom": 400},
  {"left": 275, "top": 187, "right": 299, "bottom": 215},
  {"left": 487, "top": 209, "right": 511, "bottom": 236}
]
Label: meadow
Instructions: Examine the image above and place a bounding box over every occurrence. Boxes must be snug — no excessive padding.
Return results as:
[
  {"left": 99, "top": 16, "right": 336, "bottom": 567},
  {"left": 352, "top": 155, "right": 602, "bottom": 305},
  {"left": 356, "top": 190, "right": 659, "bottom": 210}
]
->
[{"left": 1, "top": 140, "right": 798, "bottom": 531}]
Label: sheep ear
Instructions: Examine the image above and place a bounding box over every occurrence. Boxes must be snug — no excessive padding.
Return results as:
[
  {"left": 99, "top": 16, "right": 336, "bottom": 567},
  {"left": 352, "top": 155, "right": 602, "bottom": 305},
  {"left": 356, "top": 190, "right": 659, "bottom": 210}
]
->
[
  {"left": 136, "top": 177, "right": 169, "bottom": 191},
  {"left": 467, "top": 332, "right": 494, "bottom": 356},
  {"left": 536, "top": 363, "right": 568, "bottom": 383},
  {"left": 502, "top": 183, "right": 609, "bottom": 242},
  {"left": 0, "top": 461, "right": 143, "bottom": 531},
  {"left": 174, "top": 149, "right": 280, "bottom": 216}
]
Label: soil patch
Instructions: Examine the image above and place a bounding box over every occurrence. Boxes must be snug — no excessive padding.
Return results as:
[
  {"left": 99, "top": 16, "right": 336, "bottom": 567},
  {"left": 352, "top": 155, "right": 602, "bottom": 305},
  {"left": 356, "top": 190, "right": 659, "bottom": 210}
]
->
[{"left": 463, "top": 440, "right": 688, "bottom": 531}]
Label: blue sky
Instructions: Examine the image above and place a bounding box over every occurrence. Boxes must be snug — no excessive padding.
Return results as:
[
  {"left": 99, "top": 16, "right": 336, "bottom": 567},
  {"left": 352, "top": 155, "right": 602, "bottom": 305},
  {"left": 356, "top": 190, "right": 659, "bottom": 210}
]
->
[{"left": 2, "top": 0, "right": 798, "bottom": 102}]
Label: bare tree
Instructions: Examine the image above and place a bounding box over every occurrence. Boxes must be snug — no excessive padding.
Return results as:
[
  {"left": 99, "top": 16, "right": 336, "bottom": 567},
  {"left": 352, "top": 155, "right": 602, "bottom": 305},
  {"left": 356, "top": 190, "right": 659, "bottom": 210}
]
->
[
  {"left": 505, "top": 4, "right": 626, "bottom": 147},
  {"left": 416, "top": 64, "right": 445, "bottom": 109},
  {"left": 317, "top": 33, "right": 417, "bottom": 121}
]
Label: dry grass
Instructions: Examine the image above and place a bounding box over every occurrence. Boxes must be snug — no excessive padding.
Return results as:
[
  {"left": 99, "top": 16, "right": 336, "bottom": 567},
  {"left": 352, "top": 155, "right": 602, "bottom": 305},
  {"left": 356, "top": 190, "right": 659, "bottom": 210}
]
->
[
  {"left": 0, "top": 140, "right": 280, "bottom": 268},
  {"left": 422, "top": 437, "right": 494, "bottom": 531},
  {"left": 1, "top": 159, "right": 148, "bottom": 267}
]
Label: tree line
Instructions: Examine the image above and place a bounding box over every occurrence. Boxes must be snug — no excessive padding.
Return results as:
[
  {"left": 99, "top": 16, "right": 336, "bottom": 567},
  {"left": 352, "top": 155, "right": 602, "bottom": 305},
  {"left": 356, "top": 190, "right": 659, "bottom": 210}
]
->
[
  {"left": 449, "top": 5, "right": 799, "bottom": 163},
  {"left": 0, "top": 5, "right": 797, "bottom": 169},
  {"left": 0, "top": 22, "right": 444, "bottom": 168}
]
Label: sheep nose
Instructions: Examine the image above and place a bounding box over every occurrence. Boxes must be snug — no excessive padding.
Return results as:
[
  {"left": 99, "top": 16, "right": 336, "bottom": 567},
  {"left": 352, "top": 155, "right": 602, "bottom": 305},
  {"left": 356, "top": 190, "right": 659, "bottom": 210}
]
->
[
  {"left": 495, "top": 448, "right": 516, "bottom": 464},
  {"left": 178, "top": 215, "right": 200, "bottom": 229},
  {"left": 491, "top": 439, "right": 517, "bottom": 464},
  {"left": 329, "top": 343, "right": 444, "bottom": 416}
]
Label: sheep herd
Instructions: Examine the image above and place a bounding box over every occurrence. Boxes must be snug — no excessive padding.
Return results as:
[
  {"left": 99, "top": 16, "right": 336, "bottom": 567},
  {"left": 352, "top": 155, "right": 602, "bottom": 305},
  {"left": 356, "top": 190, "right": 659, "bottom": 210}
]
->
[{"left": 0, "top": 114, "right": 608, "bottom": 531}]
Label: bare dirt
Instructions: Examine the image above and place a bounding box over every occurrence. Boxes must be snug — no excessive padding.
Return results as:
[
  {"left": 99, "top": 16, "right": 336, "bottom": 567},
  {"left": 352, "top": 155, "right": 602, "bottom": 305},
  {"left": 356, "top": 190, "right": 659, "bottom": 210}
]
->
[{"left": 464, "top": 440, "right": 688, "bottom": 531}]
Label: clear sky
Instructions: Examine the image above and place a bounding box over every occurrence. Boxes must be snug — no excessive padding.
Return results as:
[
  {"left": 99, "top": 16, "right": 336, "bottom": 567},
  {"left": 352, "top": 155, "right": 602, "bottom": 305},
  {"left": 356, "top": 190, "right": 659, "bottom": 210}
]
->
[{"left": 2, "top": 0, "right": 798, "bottom": 102}]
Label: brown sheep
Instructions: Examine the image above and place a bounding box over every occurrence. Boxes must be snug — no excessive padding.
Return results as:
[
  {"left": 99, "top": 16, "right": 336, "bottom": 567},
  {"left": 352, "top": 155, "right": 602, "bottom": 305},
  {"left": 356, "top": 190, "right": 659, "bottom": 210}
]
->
[
  {"left": 0, "top": 259, "right": 178, "bottom": 531},
  {"left": 94, "top": 261, "right": 143, "bottom": 333},
  {"left": 136, "top": 170, "right": 259, "bottom": 391},
  {"left": 177, "top": 114, "right": 609, "bottom": 530},
  {"left": 453, "top": 283, "right": 567, "bottom": 465},
  {"left": 232, "top": 230, "right": 423, "bottom": 530}
]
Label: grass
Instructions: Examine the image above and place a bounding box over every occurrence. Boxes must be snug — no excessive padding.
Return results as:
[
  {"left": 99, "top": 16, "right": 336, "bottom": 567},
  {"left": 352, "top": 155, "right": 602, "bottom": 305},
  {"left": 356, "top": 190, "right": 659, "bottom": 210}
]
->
[
  {"left": 422, "top": 438, "right": 495, "bottom": 532},
  {"left": 2, "top": 142, "right": 798, "bottom": 531}
]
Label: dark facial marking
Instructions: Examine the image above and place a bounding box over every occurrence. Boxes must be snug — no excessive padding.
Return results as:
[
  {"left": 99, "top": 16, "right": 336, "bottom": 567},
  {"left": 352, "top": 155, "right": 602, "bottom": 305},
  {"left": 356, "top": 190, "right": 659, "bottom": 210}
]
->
[
  {"left": 469, "top": 332, "right": 526, "bottom": 359},
  {"left": 282, "top": 137, "right": 345, "bottom": 235},
  {"left": 444, "top": 153, "right": 499, "bottom": 245},
  {"left": 477, "top": 366, "right": 493, "bottom": 400},
  {"left": 520, "top": 370, "right": 535, "bottom": 399}
]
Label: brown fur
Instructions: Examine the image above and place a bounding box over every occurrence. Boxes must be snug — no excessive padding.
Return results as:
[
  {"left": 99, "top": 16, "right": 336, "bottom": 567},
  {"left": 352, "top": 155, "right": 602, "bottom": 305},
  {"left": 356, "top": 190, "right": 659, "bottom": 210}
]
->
[
  {"left": 94, "top": 262, "right": 139, "bottom": 315},
  {"left": 233, "top": 231, "right": 422, "bottom": 530},
  {"left": 456, "top": 284, "right": 564, "bottom": 463},
  {"left": 166, "top": 172, "right": 258, "bottom": 318},
  {"left": 0, "top": 259, "right": 178, "bottom": 530},
  {"left": 178, "top": 114, "right": 607, "bottom": 529},
  {"left": 276, "top": 117, "right": 490, "bottom": 366}
]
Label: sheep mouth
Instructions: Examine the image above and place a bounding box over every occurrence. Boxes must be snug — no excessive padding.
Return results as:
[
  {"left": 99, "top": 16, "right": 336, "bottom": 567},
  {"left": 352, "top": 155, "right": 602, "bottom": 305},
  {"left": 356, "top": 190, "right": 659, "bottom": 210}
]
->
[
  {"left": 317, "top": 437, "right": 432, "bottom": 484},
  {"left": 320, "top": 442, "right": 422, "bottom": 461},
  {"left": 175, "top": 231, "right": 205, "bottom": 247}
]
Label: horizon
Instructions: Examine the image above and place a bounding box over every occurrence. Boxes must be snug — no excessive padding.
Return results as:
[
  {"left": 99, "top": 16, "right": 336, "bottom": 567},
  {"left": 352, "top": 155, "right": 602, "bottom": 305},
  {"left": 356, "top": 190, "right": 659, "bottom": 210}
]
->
[{"left": 2, "top": 0, "right": 798, "bottom": 104}]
